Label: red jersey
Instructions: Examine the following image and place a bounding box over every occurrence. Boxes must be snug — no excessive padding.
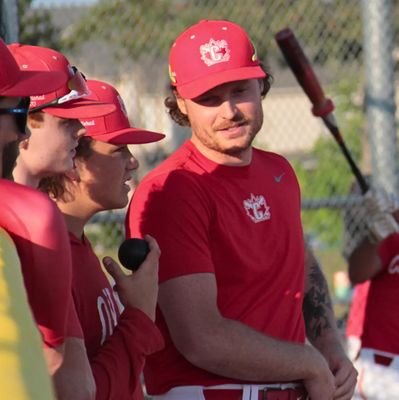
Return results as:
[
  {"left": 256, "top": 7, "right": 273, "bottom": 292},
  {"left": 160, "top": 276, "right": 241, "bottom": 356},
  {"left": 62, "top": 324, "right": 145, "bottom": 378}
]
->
[
  {"left": 126, "top": 140, "right": 306, "bottom": 394},
  {"left": 0, "top": 178, "right": 81, "bottom": 348},
  {"left": 360, "top": 233, "right": 399, "bottom": 354},
  {"left": 69, "top": 233, "right": 164, "bottom": 400},
  {"left": 345, "top": 281, "right": 370, "bottom": 339}
]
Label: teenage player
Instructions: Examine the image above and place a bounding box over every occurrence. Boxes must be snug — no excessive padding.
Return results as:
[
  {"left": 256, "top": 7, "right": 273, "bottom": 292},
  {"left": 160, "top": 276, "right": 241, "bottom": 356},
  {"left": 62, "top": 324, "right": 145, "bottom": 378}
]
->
[
  {"left": 8, "top": 44, "right": 114, "bottom": 188},
  {"left": 40, "top": 79, "right": 165, "bottom": 400},
  {"left": 4, "top": 43, "right": 115, "bottom": 399},
  {"left": 126, "top": 19, "right": 357, "bottom": 400},
  {"left": 0, "top": 38, "right": 65, "bottom": 399}
]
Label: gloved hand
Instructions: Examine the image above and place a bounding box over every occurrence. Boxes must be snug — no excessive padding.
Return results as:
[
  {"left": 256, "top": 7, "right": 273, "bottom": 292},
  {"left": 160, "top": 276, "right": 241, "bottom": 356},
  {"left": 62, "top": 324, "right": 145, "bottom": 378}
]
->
[
  {"left": 364, "top": 187, "right": 399, "bottom": 214},
  {"left": 367, "top": 212, "right": 399, "bottom": 243},
  {"left": 364, "top": 188, "right": 399, "bottom": 243}
]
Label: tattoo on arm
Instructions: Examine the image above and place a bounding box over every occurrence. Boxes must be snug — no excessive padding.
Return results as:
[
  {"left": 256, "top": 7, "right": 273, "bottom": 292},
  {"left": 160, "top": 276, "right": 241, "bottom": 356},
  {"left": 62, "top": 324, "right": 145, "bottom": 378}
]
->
[{"left": 303, "top": 257, "right": 333, "bottom": 341}]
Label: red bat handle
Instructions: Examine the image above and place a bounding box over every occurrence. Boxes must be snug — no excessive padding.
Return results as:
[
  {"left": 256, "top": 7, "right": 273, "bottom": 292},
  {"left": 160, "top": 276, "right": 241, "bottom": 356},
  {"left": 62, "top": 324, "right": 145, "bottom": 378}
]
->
[{"left": 275, "top": 28, "right": 334, "bottom": 117}]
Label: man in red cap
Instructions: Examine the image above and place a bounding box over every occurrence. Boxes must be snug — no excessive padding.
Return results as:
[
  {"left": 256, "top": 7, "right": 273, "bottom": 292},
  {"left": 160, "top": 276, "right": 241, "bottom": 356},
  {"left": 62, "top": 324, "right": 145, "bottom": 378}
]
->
[
  {"left": 0, "top": 37, "right": 69, "bottom": 399},
  {"left": 40, "top": 79, "right": 165, "bottom": 400},
  {"left": 3, "top": 43, "right": 117, "bottom": 400},
  {"left": 8, "top": 44, "right": 114, "bottom": 188},
  {"left": 126, "top": 19, "right": 357, "bottom": 400}
]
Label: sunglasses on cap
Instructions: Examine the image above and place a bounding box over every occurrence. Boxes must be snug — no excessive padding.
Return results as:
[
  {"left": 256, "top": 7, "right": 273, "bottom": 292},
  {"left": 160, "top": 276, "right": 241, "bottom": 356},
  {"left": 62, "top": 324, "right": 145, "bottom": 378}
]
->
[
  {"left": 30, "top": 66, "right": 90, "bottom": 113},
  {"left": 0, "top": 97, "right": 30, "bottom": 135}
]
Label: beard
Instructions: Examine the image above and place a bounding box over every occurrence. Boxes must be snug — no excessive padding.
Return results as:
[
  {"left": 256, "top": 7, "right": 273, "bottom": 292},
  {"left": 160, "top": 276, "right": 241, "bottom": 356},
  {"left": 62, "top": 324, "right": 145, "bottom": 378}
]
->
[{"left": 2, "top": 140, "right": 19, "bottom": 179}]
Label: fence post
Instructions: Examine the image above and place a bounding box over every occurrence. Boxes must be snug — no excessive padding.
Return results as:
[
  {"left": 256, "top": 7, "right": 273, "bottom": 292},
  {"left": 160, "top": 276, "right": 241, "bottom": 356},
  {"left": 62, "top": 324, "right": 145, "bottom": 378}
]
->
[
  {"left": 0, "top": 0, "right": 19, "bottom": 42},
  {"left": 361, "top": 0, "right": 398, "bottom": 193}
]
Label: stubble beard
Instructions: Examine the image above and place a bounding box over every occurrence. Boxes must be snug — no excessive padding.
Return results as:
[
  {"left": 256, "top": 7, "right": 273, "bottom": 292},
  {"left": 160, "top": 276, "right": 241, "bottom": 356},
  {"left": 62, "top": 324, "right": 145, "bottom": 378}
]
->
[{"left": 211, "top": 113, "right": 263, "bottom": 157}]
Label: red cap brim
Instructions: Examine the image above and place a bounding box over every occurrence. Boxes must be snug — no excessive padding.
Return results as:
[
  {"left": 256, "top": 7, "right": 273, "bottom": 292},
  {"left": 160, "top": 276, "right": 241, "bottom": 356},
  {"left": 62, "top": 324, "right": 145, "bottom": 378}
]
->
[
  {"left": 43, "top": 98, "right": 116, "bottom": 118},
  {"left": 87, "top": 127, "right": 165, "bottom": 145},
  {"left": 176, "top": 66, "right": 266, "bottom": 99},
  {"left": 2, "top": 70, "right": 66, "bottom": 97}
]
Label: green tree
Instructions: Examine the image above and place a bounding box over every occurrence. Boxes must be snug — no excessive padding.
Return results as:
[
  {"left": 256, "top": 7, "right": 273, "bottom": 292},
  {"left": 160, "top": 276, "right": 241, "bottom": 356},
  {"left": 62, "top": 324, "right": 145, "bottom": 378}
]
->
[
  {"left": 18, "top": 0, "right": 61, "bottom": 48},
  {"left": 63, "top": 0, "right": 366, "bottom": 66}
]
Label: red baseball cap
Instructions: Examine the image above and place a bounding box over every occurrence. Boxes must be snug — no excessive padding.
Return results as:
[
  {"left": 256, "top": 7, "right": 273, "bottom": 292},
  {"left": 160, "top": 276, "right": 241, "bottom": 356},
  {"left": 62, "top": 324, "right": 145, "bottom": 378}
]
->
[
  {"left": 8, "top": 44, "right": 115, "bottom": 118},
  {"left": 0, "top": 39, "right": 66, "bottom": 96},
  {"left": 169, "top": 19, "right": 266, "bottom": 99},
  {"left": 80, "top": 80, "right": 165, "bottom": 145}
]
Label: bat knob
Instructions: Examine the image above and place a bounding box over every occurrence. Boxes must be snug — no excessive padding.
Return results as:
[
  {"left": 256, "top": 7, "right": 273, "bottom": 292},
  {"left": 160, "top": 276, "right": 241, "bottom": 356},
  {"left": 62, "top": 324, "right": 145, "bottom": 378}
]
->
[
  {"left": 118, "top": 238, "right": 149, "bottom": 272},
  {"left": 312, "top": 98, "right": 335, "bottom": 117}
]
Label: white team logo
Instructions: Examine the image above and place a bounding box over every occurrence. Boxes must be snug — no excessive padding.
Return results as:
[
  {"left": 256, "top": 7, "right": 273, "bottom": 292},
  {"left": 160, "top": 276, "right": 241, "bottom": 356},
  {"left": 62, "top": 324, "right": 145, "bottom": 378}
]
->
[
  {"left": 387, "top": 254, "right": 399, "bottom": 274},
  {"left": 243, "top": 193, "right": 271, "bottom": 223},
  {"left": 200, "top": 38, "right": 230, "bottom": 66},
  {"left": 81, "top": 119, "right": 95, "bottom": 127}
]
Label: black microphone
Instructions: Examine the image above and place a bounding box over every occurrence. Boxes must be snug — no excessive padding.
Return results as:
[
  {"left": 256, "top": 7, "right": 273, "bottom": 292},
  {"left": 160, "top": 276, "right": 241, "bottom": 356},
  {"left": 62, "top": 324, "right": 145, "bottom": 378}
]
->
[{"left": 118, "top": 238, "right": 149, "bottom": 272}]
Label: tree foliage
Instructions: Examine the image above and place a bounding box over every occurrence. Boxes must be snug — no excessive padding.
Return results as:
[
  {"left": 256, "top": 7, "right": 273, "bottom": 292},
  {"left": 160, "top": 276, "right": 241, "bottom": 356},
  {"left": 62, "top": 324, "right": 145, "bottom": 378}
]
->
[
  {"left": 63, "top": 0, "right": 366, "bottom": 66},
  {"left": 18, "top": 0, "right": 61, "bottom": 48}
]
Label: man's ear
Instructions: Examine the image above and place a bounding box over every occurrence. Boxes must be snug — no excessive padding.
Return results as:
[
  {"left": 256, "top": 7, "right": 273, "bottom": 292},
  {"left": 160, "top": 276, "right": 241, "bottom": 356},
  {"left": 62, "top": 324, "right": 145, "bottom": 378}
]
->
[{"left": 176, "top": 95, "right": 188, "bottom": 116}]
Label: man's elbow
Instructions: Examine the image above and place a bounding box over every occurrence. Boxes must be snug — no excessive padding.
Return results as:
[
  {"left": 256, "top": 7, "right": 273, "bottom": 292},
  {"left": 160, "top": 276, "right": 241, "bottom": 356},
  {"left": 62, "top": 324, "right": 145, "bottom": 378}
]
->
[{"left": 174, "top": 333, "right": 219, "bottom": 370}]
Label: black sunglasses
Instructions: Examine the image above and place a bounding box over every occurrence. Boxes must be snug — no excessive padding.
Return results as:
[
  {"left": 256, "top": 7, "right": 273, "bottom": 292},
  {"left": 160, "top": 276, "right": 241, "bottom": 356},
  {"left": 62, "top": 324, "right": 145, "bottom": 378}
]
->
[{"left": 0, "top": 97, "right": 31, "bottom": 135}]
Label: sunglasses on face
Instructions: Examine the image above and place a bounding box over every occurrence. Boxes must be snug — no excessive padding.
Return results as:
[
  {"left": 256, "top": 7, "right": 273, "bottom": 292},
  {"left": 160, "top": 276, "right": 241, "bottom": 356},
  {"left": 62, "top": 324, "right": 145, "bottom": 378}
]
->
[
  {"left": 0, "top": 97, "right": 30, "bottom": 135},
  {"left": 29, "top": 66, "right": 90, "bottom": 113}
]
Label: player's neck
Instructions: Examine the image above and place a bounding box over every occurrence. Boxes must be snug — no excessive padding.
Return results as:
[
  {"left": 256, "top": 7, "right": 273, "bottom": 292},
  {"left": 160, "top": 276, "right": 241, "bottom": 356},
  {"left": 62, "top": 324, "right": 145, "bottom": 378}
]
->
[
  {"left": 12, "top": 160, "right": 40, "bottom": 188},
  {"left": 57, "top": 199, "right": 97, "bottom": 239},
  {"left": 61, "top": 211, "right": 86, "bottom": 239}
]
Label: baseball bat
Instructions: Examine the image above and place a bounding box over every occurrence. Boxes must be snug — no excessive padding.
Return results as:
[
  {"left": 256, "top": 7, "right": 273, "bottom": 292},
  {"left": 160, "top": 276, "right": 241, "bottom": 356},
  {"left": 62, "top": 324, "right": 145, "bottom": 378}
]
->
[{"left": 275, "top": 28, "right": 369, "bottom": 194}]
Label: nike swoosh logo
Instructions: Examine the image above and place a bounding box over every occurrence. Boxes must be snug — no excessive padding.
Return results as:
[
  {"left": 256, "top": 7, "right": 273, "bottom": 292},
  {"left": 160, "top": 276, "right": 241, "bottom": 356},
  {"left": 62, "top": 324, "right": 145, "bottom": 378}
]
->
[{"left": 274, "top": 173, "right": 285, "bottom": 183}]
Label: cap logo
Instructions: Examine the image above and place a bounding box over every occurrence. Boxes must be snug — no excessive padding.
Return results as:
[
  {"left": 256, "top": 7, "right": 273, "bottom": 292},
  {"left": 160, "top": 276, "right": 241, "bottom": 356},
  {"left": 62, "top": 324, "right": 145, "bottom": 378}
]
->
[
  {"left": 82, "top": 120, "right": 95, "bottom": 127},
  {"left": 31, "top": 95, "right": 45, "bottom": 101},
  {"left": 200, "top": 39, "right": 230, "bottom": 66}
]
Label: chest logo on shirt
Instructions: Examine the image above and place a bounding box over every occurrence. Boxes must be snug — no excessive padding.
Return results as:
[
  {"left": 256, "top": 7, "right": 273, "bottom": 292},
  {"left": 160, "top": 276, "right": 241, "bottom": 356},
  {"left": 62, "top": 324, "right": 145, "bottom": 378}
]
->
[
  {"left": 387, "top": 255, "right": 399, "bottom": 274},
  {"left": 243, "top": 193, "right": 271, "bottom": 223}
]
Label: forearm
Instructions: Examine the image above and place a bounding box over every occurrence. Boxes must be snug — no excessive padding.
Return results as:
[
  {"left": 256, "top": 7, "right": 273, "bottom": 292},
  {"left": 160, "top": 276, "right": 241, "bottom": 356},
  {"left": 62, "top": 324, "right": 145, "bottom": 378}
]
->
[
  {"left": 173, "top": 315, "right": 325, "bottom": 382},
  {"left": 303, "top": 251, "right": 344, "bottom": 357},
  {"left": 91, "top": 308, "right": 163, "bottom": 400},
  {"left": 53, "top": 338, "right": 96, "bottom": 400},
  {"left": 348, "top": 238, "right": 382, "bottom": 284}
]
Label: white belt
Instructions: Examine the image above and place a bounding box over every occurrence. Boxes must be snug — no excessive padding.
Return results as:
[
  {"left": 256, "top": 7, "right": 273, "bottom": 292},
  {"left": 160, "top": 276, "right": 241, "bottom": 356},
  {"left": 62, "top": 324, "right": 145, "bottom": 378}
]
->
[
  {"left": 360, "top": 348, "right": 399, "bottom": 369},
  {"left": 152, "top": 383, "right": 304, "bottom": 400}
]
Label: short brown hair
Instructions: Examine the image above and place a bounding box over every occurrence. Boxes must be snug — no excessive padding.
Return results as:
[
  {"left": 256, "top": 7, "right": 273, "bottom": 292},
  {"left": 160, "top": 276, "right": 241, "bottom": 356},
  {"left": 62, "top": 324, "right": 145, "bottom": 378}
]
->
[
  {"left": 39, "top": 135, "right": 94, "bottom": 200},
  {"left": 164, "top": 63, "right": 273, "bottom": 127}
]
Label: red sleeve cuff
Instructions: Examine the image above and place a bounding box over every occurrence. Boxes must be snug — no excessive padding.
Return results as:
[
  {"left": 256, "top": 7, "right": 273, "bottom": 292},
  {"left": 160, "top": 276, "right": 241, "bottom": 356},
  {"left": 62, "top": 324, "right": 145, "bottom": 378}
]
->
[{"left": 118, "top": 307, "right": 164, "bottom": 355}]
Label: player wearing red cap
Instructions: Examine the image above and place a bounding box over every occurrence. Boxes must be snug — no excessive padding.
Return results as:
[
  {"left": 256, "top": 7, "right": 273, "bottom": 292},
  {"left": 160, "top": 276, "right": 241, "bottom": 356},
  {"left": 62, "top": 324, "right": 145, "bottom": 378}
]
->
[
  {"left": 5, "top": 44, "right": 116, "bottom": 400},
  {"left": 0, "top": 38, "right": 66, "bottom": 399},
  {"left": 8, "top": 44, "right": 114, "bottom": 188},
  {"left": 40, "top": 79, "right": 165, "bottom": 400},
  {"left": 126, "top": 19, "right": 357, "bottom": 400}
]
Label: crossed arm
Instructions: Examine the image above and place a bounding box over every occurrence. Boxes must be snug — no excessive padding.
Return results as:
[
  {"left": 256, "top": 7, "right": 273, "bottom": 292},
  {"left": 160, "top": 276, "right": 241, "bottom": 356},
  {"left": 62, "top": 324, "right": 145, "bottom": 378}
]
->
[{"left": 302, "top": 245, "right": 357, "bottom": 399}]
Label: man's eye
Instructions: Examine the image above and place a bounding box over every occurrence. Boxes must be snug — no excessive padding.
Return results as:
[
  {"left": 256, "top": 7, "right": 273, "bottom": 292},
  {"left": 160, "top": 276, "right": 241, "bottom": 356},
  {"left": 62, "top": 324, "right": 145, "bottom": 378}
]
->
[{"left": 197, "top": 96, "right": 219, "bottom": 105}]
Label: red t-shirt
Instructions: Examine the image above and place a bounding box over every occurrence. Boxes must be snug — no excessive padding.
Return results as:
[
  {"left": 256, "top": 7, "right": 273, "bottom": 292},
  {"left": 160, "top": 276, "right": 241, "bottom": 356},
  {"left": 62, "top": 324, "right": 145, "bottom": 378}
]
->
[
  {"left": 345, "top": 281, "right": 370, "bottom": 339},
  {"left": 360, "top": 233, "right": 399, "bottom": 354},
  {"left": 69, "top": 233, "right": 164, "bottom": 400},
  {"left": 0, "top": 179, "right": 82, "bottom": 347},
  {"left": 126, "top": 141, "right": 306, "bottom": 394}
]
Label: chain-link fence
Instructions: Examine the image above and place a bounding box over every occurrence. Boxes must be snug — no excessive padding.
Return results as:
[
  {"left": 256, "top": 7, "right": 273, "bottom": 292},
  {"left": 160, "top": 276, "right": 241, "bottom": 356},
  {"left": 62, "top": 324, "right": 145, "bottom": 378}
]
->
[{"left": 3, "top": 0, "right": 399, "bottom": 311}]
